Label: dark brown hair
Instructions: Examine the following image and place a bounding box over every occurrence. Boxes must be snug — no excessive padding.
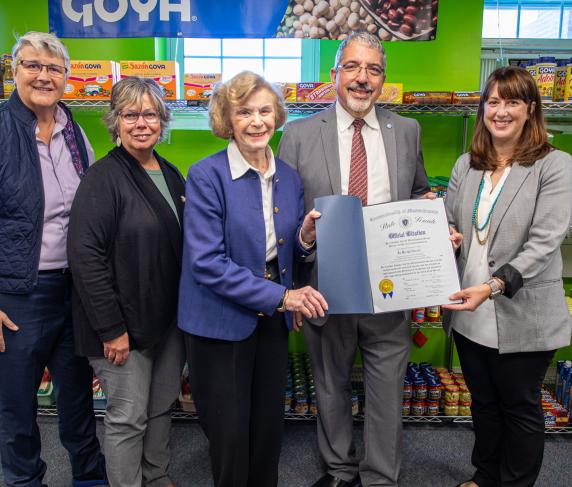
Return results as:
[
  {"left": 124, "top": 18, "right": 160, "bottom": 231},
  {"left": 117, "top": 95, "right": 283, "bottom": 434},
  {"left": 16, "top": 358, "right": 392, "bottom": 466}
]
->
[{"left": 470, "top": 66, "right": 551, "bottom": 170}]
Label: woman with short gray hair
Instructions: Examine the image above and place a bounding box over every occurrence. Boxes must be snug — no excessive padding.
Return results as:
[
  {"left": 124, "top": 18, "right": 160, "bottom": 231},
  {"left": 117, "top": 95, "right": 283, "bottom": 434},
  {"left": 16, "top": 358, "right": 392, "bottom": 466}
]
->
[
  {"left": 68, "top": 76, "right": 185, "bottom": 487},
  {"left": 0, "top": 31, "right": 107, "bottom": 487}
]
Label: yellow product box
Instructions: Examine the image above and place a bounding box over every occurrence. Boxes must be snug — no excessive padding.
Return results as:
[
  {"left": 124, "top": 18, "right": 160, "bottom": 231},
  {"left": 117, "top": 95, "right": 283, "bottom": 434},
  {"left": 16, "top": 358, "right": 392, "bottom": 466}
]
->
[
  {"left": 63, "top": 60, "right": 118, "bottom": 99},
  {"left": 565, "top": 62, "right": 572, "bottom": 102},
  {"left": 553, "top": 63, "right": 568, "bottom": 102},
  {"left": 378, "top": 83, "right": 403, "bottom": 104},
  {"left": 525, "top": 63, "right": 537, "bottom": 82},
  {"left": 296, "top": 82, "right": 336, "bottom": 102},
  {"left": 555, "top": 61, "right": 572, "bottom": 102},
  {"left": 277, "top": 82, "right": 296, "bottom": 102},
  {"left": 536, "top": 60, "right": 556, "bottom": 101},
  {"left": 3, "top": 55, "right": 14, "bottom": 99},
  {"left": 183, "top": 73, "right": 221, "bottom": 101},
  {"left": 120, "top": 61, "right": 180, "bottom": 100}
]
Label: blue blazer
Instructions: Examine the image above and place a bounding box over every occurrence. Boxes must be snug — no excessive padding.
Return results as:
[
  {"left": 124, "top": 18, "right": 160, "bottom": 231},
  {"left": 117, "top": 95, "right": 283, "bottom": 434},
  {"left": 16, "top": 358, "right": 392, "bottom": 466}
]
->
[{"left": 178, "top": 149, "right": 311, "bottom": 341}]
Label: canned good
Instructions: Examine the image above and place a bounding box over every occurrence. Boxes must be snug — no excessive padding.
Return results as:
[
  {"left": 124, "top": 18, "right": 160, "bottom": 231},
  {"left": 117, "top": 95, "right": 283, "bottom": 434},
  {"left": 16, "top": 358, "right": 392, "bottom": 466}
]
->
[
  {"left": 402, "top": 400, "right": 411, "bottom": 416},
  {"left": 444, "top": 402, "right": 459, "bottom": 416},
  {"left": 411, "top": 307, "right": 426, "bottom": 323},
  {"left": 426, "top": 400, "right": 439, "bottom": 416},
  {"left": 309, "top": 391, "right": 318, "bottom": 415},
  {"left": 444, "top": 385, "right": 459, "bottom": 403},
  {"left": 427, "top": 379, "right": 442, "bottom": 401},
  {"left": 294, "top": 391, "right": 308, "bottom": 414},
  {"left": 459, "top": 385, "right": 471, "bottom": 403},
  {"left": 426, "top": 306, "right": 440, "bottom": 322},
  {"left": 413, "top": 379, "right": 428, "bottom": 400},
  {"left": 351, "top": 395, "right": 359, "bottom": 416},
  {"left": 411, "top": 399, "right": 425, "bottom": 416},
  {"left": 458, "top": 404, "right": 471, "bottom": 416},
  {"left": 403, "top": 377, "right": 413, "bottom": 400},
  {"left": 284, "top": 390, "right": 292, "bottom": 412}
]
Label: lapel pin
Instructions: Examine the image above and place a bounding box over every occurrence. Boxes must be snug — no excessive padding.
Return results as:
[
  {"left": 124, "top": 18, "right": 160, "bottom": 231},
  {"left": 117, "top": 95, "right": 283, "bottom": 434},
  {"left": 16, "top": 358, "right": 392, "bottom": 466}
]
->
[
  {"left": 180, "top": 196, "right": 186, "bottom": 203},
  {"left": 386, "top": 123, "right": 393, "bottom": 129}
]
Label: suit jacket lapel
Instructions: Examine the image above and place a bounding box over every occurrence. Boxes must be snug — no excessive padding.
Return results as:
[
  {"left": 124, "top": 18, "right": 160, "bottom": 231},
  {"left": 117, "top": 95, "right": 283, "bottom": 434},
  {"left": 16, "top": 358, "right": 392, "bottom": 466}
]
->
[
  {"left": 460, "top": 167, "right": 483, "bottom": 259},
  {"left": 320, "top": 107, "right": 341, "bottom": 195},
  {"left": 488, "top": 163, "right": 532, "bottom": 246},
  {"left": 378, "top": 108, "right": 398, "bottom": 201}
]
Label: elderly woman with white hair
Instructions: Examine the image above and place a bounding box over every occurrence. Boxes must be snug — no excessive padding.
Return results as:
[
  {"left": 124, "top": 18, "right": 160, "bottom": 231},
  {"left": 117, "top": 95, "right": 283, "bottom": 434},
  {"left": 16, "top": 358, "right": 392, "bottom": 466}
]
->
[
  {"left": 178, "top": 71, "right": 327, "bottom": 487},
  {"left": 0, "top": 31, "right": 107, "bottom": 487},
  {"left": 68, "top": 77, "right": 186, "bottom": 487}
]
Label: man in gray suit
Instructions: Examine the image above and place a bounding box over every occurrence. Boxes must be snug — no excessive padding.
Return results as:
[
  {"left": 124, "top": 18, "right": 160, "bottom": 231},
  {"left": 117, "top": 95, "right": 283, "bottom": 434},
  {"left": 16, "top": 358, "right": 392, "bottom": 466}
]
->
[{"left": 278, "top": 31, "right": 431, "bottom": 487}]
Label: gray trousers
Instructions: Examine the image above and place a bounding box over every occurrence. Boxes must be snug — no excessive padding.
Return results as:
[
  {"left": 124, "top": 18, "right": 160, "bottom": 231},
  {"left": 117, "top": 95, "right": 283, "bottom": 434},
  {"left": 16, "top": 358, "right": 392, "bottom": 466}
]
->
[
  {"left": 90, "top": 325, "right": 185, "bottom": 487},
  {"left": 305, "top": 312, "right": 410, "bottom": 487}
]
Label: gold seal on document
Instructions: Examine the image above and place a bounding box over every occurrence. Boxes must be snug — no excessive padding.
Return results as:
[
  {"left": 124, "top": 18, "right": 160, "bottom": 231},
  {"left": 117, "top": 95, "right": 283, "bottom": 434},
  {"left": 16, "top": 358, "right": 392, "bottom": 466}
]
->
[{"left": 379, "top": 279, "right": 394, "bottom": 298}]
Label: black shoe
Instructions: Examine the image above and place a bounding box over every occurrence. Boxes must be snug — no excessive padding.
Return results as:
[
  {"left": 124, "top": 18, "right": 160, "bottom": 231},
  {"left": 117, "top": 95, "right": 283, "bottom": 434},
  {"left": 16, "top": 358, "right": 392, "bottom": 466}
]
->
[{"left": 311, "top": 473, "right": 360, "bottom": 487}]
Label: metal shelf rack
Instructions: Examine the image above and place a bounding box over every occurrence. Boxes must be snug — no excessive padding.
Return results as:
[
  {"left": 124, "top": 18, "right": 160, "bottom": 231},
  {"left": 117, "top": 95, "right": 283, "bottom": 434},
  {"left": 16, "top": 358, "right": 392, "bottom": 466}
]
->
[{"left": 36, "top": 406, "right": 571, "bottom": 433}]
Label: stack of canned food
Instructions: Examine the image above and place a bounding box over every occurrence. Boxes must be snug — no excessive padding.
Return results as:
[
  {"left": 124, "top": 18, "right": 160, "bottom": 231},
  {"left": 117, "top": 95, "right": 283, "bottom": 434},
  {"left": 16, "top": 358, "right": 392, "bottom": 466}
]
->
[
  {"left": 402, "top": 362, "right": 471, "bottom": 417},
  {"left": 554, "top": 360, "right": 572, "bottom": 424},
  {"left": 285, "top": 352, "right": 360, "bottom": 416},
  {"left": 541, "top": 386, "right": 569, "bottom": 428},
  {"left": 286, "top": 352, "right": 315, "bottom": 415}
]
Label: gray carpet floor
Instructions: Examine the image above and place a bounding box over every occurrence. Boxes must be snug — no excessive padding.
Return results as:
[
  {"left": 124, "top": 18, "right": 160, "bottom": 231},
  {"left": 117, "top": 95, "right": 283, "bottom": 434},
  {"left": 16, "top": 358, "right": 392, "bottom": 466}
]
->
[{"left": 1, "top": 418, "right": 570, "bottom": 486}]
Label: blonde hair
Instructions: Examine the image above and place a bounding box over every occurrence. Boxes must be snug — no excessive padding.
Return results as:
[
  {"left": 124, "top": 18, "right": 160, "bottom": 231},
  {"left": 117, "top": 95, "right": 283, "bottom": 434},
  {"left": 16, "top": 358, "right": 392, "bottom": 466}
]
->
[{"left": 209, "top": 71, "right": 287, "bottom": 139}]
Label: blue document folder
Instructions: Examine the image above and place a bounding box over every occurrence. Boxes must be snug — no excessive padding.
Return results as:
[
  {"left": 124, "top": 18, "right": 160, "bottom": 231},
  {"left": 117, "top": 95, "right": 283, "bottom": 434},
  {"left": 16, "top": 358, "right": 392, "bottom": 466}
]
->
[{"left": 315, "top": 195, "right": 374, "bottom": 314}]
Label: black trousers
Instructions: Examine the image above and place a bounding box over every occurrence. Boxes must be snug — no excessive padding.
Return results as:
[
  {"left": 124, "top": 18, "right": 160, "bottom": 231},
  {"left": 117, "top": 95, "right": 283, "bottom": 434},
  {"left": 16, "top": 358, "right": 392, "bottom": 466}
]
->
[
  {"left": 185, "top": 312, "right": 289, "bottom": 487},
  {"left": 454, "top": 331, "right": 554, "bottom": 487}
]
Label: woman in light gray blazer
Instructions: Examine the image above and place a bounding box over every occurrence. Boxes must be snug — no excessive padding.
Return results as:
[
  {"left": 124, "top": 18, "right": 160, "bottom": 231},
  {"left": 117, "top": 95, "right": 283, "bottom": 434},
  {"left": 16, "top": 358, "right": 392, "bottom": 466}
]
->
[{"left": 443, "top": 66, "right": 572, "bottom": 487}]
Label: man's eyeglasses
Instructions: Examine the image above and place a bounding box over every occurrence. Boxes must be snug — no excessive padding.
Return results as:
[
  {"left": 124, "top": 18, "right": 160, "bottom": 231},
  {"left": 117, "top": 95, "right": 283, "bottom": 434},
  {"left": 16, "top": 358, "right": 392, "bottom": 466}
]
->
[
  {"left": 338, "top": 63, "right": 384, "bottom": 78},
  {"left": 18, "top": 60, "right": 67, "bottom": 78},
  {"left": 120, "top": 111, "right": 160, "bottom": 124}
]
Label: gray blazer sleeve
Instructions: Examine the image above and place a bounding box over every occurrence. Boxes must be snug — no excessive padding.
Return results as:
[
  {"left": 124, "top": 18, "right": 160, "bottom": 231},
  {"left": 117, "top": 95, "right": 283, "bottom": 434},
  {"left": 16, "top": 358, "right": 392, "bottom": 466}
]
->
[{"left": 503, "top": 150, "right": 572, "bottom": 281}]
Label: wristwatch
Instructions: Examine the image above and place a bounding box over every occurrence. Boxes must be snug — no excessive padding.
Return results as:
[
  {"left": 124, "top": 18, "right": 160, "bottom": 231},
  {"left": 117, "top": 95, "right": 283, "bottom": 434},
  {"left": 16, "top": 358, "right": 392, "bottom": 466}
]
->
[
  {"left": 486, "top": 278, "right": 503, "bottom": 300},
  {"left": 276, "top": 289, "right": 289, "bottom": 312}
]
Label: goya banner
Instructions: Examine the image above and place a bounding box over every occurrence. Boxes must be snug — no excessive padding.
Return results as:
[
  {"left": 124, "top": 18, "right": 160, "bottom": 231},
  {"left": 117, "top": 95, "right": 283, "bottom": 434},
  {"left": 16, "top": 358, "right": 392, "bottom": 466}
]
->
[{"left": 49, "top": 0, "right": 438, "bottom": 41}]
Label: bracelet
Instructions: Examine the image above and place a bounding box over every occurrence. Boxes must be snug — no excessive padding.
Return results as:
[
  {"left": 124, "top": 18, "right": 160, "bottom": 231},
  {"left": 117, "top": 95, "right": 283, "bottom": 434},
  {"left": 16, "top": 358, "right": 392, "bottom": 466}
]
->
[{"left": 277, "top": 289, "right": 289, "bottom": 313}]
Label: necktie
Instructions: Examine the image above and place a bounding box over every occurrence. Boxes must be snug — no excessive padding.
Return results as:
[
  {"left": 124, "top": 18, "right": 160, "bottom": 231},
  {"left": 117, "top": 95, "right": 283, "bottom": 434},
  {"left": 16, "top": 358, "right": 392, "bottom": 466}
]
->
[{"left": 348, "top": 118, "right": 367, "bottom": 206}]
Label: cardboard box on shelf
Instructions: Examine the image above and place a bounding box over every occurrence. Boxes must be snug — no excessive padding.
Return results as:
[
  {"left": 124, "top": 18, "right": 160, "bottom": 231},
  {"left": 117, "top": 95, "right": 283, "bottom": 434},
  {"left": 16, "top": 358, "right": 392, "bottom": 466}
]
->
[
  {"left": 3, "top": 55, "right": 14, "bottom": 99},
  {"left": 120, "top": 60, "right": 180, "bottom": 100},
  {"left": 63, "top": 60, "right": 118, "bottom": 100},
  {"left": 296, "top": 82, "right": 336, "bottom": 102},
  {"left": 183, "top": 73, "right": 221, "bottom": 101},
  {"left": 378, "top": 83, "right": 403, "bottom": 104}
]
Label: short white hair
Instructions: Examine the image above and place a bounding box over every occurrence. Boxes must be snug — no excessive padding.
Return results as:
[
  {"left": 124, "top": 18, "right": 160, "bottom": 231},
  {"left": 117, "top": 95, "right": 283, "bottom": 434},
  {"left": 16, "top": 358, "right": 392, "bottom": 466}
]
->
[
  {"left": 12, "top": 31, "right": 71, "bottom": 73},
  {"left": 334, "top": 30, "right": 386, "bottom": 72}
]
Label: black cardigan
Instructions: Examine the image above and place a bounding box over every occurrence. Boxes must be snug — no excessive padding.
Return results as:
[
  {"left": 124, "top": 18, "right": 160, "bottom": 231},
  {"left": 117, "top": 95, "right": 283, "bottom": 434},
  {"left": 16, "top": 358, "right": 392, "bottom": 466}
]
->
[{"left": 68, "top": 145, "right": 185, "bottom": 357}]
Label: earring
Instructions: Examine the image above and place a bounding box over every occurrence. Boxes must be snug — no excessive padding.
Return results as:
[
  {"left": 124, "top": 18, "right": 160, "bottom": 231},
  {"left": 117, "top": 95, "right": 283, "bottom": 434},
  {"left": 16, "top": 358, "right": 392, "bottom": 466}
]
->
[{"left": 116, "top": 136, "right": 121, "bottom": 147}]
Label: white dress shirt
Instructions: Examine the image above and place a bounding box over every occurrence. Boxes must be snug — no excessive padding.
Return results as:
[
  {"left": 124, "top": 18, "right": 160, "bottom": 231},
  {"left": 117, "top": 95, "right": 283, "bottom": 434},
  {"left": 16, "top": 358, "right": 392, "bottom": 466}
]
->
[
  {"left": 227, "top": 139, "right": 278, "bottom": 262},
  {"left": 453, "top": 166, "right": 511, "bottom": 349},
  {"left": 336, "top": 103, "right": 391, "bottom": 205}
]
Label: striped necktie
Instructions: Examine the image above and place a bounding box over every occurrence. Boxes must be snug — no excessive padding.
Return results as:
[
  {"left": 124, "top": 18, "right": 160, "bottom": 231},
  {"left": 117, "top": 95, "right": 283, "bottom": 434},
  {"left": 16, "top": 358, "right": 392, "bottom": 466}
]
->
[{"left": 348, "top": 118, "right": 367, "bottom": 206}]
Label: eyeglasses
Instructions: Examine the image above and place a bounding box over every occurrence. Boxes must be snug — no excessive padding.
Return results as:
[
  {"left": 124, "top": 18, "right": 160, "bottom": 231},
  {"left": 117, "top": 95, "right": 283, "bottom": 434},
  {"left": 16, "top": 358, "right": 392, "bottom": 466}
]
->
[
  {"left": 18, "top": 60, "right": 67, "bottom": 78},
  {"left": 120, "top": 111, "right": 160, "bottom": 124},
  {"left": 338, "top": 63, "right": 384, "bottom": 78}
]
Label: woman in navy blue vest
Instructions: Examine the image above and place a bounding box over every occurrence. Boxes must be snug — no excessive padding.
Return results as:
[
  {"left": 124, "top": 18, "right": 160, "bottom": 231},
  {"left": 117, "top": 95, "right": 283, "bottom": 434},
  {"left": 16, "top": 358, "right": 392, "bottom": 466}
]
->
[
  {"left": 178, "top": 71, "right": 328, "bottom": 487},
  {"left": 0, "top": 32, "right": 106, "bottom": 487}
]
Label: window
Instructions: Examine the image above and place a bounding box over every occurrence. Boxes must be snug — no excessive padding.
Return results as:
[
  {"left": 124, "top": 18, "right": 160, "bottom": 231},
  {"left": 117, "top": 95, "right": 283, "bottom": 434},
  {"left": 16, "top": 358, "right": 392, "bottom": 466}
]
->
[
  {"left": 182, "top": 38, "right": 305, "bottom": 82},
  {"left": 483, "top": 0, "right": 572, "bottom": 39}
]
